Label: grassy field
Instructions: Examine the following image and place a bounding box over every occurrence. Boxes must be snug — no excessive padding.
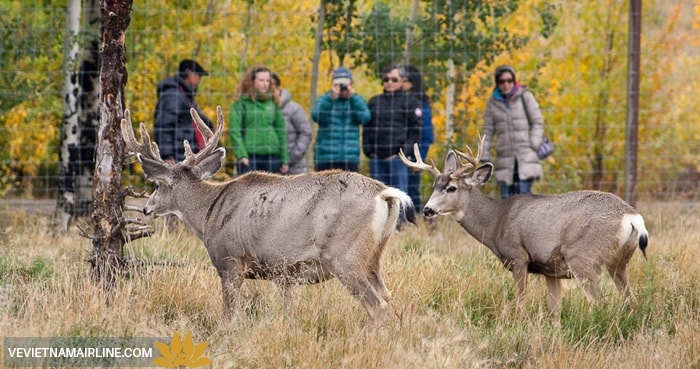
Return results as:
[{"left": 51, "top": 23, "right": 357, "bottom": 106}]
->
[{"left": 1, "top": 201, "right": 699, "bottom": 368}]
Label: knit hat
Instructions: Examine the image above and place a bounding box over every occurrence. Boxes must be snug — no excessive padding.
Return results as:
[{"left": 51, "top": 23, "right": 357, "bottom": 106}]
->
[
  {"left": 332, "top": 67, "right": 352, "bottom": 85},
  {"left": 494, "top": 65, "right": 516, "bottom": 84}
]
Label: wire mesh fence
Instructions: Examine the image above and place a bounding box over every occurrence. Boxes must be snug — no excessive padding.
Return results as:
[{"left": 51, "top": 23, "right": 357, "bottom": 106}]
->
[{"left": 1, "top": 1, "right": 698, "bottom": 203}]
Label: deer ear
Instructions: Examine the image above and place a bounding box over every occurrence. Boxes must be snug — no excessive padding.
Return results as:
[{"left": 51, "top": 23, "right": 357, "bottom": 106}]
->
[
  {"left": 138, "top": 154, "right": 174, "bottom": 185},
  {"left": 444, "top": 151, "right": 458, "bottom": 172},
  {"left": 193, "top": 147, "right": 225, "bottom": 179},
  {"left": 466, "top": 163, "right": 493, "bottom": 186}
]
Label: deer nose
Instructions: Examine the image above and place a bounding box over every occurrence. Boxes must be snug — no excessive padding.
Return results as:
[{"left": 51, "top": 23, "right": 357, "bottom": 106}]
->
[
  {"left": 423, "top": 207, "right": 438, "bottom": 217},
  {"left": 143, "top": 207, "right": 152, "bottom": 216}
]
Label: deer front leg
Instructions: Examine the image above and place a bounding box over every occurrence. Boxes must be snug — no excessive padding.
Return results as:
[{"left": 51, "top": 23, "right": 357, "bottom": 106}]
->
[
  {"left": 545, "top": 276, "right": 562, "bottom": 325},
  {"left": 509, "top": 260, "right": 529, "bottom": 312},
  {"left": 219, "top": 272, "right": 243, "bottom": 320}
]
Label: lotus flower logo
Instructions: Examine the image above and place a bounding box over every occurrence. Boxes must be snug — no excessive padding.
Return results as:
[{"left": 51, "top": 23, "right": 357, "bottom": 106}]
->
[{"left": 153, "top": 331, "right": 212, "bottom": 368}]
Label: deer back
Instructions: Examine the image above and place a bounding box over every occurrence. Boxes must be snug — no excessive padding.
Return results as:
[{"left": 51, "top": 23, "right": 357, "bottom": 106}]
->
[{"left": 201, "top": 170, "right": 398, "bottom": 265}]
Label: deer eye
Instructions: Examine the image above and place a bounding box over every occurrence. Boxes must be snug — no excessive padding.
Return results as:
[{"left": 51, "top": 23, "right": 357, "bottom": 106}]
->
[{"left": 446, "top": 185, "right": 457, "bottom": 193}]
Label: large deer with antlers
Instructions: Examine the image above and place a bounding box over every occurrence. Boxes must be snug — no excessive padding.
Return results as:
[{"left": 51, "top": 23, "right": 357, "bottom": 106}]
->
[
  {"left": 399, "top": 136, "right": 648, "bottom": 322},
  {"left": 121, "top": 106, "right": 415, "bottom": 326}
]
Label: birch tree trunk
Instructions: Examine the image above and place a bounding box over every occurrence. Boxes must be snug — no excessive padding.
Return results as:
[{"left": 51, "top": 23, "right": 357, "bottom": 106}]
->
[
  {"left": 57, "top": 0, "right": 101, "bottom": 231},
  {"left": 310, "top": 0, "right": 327, "bottom": 112},
  {"left": 445, "top": 59, "right": 455, "bottom": 145},
  {"left": 90, "top": 0, "right": 132, "bottom": 289},
  {"left": 402, "top": 0, "right": 419, "bottom": 65}
]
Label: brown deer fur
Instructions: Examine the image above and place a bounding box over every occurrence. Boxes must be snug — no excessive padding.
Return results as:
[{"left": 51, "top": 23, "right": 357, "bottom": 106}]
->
[
  {"left": 121, "top": 106, "right": 415, "bottom": 326},
  {"left": 400, "top": 140, "right": 648, "bottom": 322}
]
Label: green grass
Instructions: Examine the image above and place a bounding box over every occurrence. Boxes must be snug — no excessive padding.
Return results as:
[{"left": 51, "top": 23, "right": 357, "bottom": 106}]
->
[{"left": 1, "top": 202, "right": 699, "bottom": 368}]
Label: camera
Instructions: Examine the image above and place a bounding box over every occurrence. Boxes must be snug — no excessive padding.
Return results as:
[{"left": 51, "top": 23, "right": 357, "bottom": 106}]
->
[{"left": 339, "top": 83, "right": 348, "bottom": 91}]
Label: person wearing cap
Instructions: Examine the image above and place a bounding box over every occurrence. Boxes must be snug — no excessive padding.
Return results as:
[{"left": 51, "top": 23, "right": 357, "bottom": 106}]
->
[
  {"left": 154, "top": 59, "right": 213, "bottom": 163},
  {"left": 481, "top": 64, "right": 544, "bottom": 199},
  {"left": 271, "top": 73, "right": 313, "bottom": 174},
  {"left": 311, "top": 66, "right": 371, "bottom": 172},
  {"left": 229, "top": 66, "right": 289, "bottom": 175},
  {"left": 363, "top": 64, "right": 422, "bottom": 194}
]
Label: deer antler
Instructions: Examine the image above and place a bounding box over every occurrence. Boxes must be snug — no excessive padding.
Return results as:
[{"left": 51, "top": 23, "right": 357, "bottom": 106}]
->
[
  {"left": 182, "top": 106, "right": 225, "bottom": 165},
  {"left": 454, "top": 133, "right": 485, "bottom": 167},
  {"left": 451, "top": 133, "right": 486, "bottom": 178},
  {"left": 121, "top": 109, "right": 164, "bottom": 163},
  {"left": 398, "top": 143, "right": 441, "bottom": 176}
]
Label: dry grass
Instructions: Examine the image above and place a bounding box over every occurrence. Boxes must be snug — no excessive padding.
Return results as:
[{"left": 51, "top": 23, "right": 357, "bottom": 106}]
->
[{"left": 1, "top": 201, "right": 699, "bottom": 368}]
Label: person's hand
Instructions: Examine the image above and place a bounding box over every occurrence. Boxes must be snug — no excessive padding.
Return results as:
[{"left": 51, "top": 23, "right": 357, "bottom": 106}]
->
[
  {"left": 331, "top": 84, "right": 354, "bottom": 99},
  {"left": 239, "top": 157, "right": 249, "bottom": 166},
  {"left": 279, "top": 164, "right": 289, "bottom": 174},
  {"left": 341, "top": 84, "right": 354, "bottom": 98}
]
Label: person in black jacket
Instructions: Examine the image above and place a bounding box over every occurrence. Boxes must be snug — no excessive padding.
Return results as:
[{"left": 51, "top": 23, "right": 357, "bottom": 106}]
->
[
  {"left": 363, "top": 64, "right": 422, "bottom": 193},
  {"left": 154, "top": 59, "right": 213, "bottom": 163}
]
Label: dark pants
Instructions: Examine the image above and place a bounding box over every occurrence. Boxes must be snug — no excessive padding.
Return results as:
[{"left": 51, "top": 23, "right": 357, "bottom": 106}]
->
[
  {"left": 315, "top": 161, "right": 358, "bottom": 172},
  {"left": 237, "top": 154, "right": 282, "bottom": 175},
  {"left": 407, "top": 170, "right": 423, "bottom": 209},
  {"left": 499, "top": 161, "right": 533, "bottom": 199},
  {"left": 369, "top": 156, "right": 409, "bottom": 193}
]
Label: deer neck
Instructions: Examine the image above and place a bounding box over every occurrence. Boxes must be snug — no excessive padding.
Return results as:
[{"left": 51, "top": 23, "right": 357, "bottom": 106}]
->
[
  {"left": 454, "top": 189, "right": 502, "bottom": 254},
  {"left": 172, "top": 180, "right": 226, "bottom": 240}
]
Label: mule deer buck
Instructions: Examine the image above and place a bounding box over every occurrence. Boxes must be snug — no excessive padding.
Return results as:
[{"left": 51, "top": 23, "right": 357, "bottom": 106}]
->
[
  {"left": 121, "top": 106, "right": 415, "bottom": 326},
  {"left": 399, "top": 136, "right": 649, "bottom": 322}
]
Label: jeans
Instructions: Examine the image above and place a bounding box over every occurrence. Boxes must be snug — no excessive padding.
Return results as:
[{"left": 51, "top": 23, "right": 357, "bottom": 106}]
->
[
  {"left": 369, "top": 156, "right": 409, "bottom": 193},
  {"left": 237, "top": 154, "right": 282, "bottom": 175},
  {"left": 499, "top": 160, "right": 533, "bottom": 199},
  {"left": 499, "top": 179, "right": 533, "bottom": 199},
  {"left": 407, "top": 170, "right": 423, "bottom": 209}
]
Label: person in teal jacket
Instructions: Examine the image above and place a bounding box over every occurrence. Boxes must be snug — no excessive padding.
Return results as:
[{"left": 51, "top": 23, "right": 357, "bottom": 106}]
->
[
  {"left": 229, "top": 66, "right": 289, "bottom": 175},
  {"left": 311, "top": 67, "right": 371, "bottom": 172}
]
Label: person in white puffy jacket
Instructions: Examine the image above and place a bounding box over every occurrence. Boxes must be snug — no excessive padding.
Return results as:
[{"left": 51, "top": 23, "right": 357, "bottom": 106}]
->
[{"left": 481, "top": 65, "right": 545, "bottom": 199}]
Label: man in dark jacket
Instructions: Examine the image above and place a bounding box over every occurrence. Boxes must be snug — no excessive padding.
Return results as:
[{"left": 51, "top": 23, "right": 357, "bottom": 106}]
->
[
  {"left": 363, "top": 64, "right": 422, "bottom": 193},
  {"left": 154, "top": 59, "right": 213, "bottom": 163}
]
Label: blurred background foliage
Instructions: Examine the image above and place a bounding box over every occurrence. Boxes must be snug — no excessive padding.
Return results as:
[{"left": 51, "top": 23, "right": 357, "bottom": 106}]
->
[{"left": 0, "top": 0, "right": 698, "bottom": 199}]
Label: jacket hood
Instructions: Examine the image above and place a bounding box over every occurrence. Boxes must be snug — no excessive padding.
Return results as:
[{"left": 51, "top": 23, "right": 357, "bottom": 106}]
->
[{"left": 278, "top": 89, "right": 292, "bottom": 107}]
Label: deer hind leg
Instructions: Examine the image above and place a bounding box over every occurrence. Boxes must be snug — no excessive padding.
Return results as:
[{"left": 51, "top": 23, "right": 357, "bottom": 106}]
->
[
  {"left": 367, "top": 253, "right": 392, "bottom": 302},
  {"left": 567, "top": 259, "right": 602, "bottom": 308},
  {"left": 337, "top": 271, "right": 389, "bottom": 327},
  {"left": 368, "top": 269, "right": 391, "bottom": 302},
  {"left": 607, "top": 264, "right": 637, "bottom": 307},
  {"left": 545, "top": 276, "right": 562, "bottom": 324}
]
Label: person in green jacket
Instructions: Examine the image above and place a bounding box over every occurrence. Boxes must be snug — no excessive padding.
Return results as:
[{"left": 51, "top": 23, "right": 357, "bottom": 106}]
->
[
  {"left": 229, "top": 66, "right": 289, "bottom": 175},
  {"left": 311, "top": 67, "right": 371, "bottom": 172}
]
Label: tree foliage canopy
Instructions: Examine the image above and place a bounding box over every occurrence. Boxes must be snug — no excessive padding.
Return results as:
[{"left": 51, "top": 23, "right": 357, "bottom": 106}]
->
[{"left": 0, "top": 0, "right": 698, "bottom": 198}]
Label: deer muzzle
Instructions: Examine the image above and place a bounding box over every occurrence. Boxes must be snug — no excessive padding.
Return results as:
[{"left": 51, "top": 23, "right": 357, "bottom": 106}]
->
[{"left": 423, "top": 206, "right": 439, "bottom": 218}]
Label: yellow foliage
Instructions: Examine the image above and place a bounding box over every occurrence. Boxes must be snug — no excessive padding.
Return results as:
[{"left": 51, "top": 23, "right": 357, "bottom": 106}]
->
[{"left": 3, "top": 0, "right": 700, "bottom": 198}]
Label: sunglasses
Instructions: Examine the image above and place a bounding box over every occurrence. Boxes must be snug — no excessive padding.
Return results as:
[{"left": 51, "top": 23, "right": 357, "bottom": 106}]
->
[
  {"left": 382, "top": 76, "right": 401, "bottom": 83},
  {"left": 497, "top": 78, "right": 514, "bottom": 85}
]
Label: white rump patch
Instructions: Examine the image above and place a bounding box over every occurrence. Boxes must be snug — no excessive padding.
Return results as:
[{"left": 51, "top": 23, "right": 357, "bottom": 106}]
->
[
  {"left": 618, "top": 213, "right": 648, "bottom": 246},
  {"left": 371, "top": 196, "right": 389, "bottom": 240}
]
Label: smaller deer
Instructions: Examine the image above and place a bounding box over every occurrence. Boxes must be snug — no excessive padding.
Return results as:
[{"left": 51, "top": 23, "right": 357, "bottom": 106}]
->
[
  {"left": 121, "top": 106, "right": 415, "bottom": 326},
  {"left": 399, "top": 136, "right": 649, "bottom": 322}
]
